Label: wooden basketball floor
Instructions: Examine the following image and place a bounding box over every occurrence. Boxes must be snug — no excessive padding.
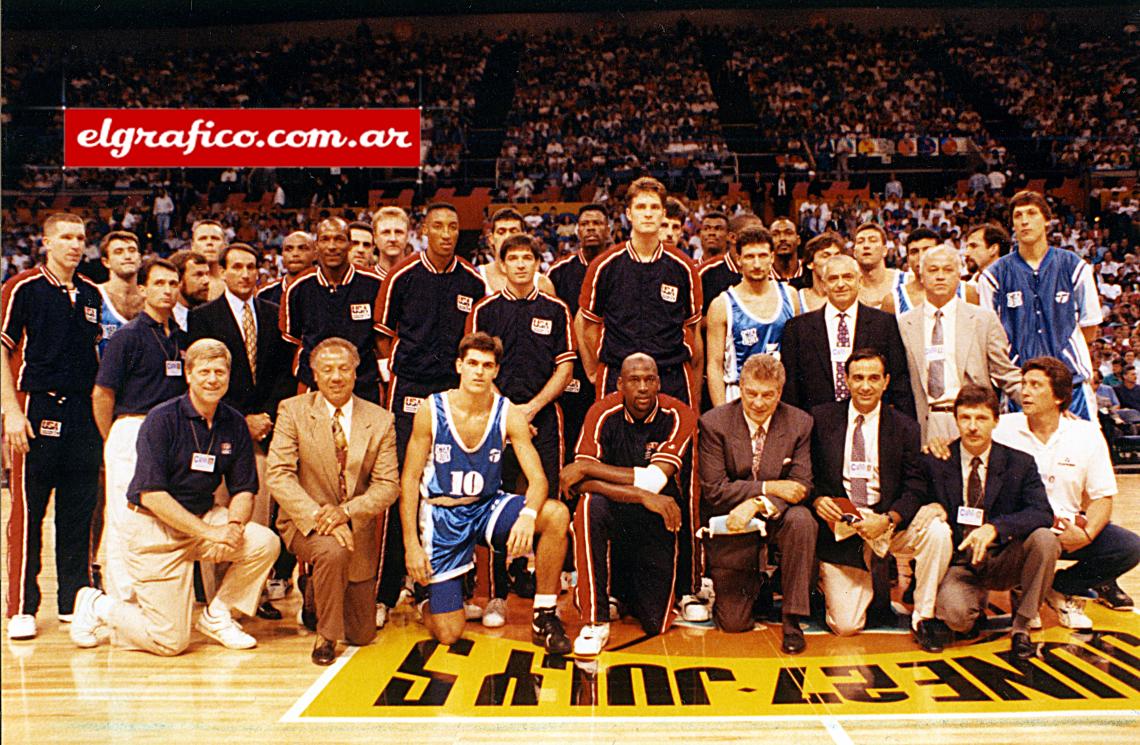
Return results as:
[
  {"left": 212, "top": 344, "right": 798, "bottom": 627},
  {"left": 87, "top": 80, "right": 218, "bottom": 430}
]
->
[{"left": 3, "top": 481, "right": 1139, "bottom": 744}]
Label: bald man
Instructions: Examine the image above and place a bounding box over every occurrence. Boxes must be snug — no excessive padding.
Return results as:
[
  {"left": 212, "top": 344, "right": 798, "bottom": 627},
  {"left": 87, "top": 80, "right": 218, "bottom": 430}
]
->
[
  {"left": 258, "top": 231, "right": 315, "bottom": 307},
  {"left": 279, "top": 217, "right": 385, "bottom": 403},
  {"left": 561, "top": 353, "right": 698, "bottom": 655}
]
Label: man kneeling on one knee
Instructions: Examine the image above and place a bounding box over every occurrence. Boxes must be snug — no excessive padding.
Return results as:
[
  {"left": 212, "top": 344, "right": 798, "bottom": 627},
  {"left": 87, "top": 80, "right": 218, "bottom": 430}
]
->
[
  {"left": 811, "top": 348, "right": 954, "bottom": 651},
  {"left": 266, "top": 337, "right": 400, "bottom": 666},
  {"left": 70, "top": 339, "right": 280, "bottom": 655}
]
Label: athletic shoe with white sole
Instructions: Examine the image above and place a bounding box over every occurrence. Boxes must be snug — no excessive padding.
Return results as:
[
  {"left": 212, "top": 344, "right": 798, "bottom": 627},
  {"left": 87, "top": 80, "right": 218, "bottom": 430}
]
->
[
  {"left": 679, "top": 594, "right": 711, "bottom": 622},
  {"left": 196, "top": 609, "right": 257, "bottom": 649},
  {"left": 572, "top": 623, "right": 610, "bottom": 656},
  {"left": 482, "top": 598, "right": 507, "bottom": 628},
  {"left": 1093, "top": 580, "right": 1134, "bottom": 611},
  {"left": 464, "top": 602, "right": 484, "bottom": 621},
  {"left": 266, "top": 579, "right": 292, "bottom": 601},
  {"left": 6, "top": 614, "right": 36, "bottom": 641},
  {"left": 70, "top": 588, "right": 106, "bottom": 648},
  {"left": 1046, "top": 589, "right": 1093, "bottom": 630},
  {"left": 532, "top": 608, "right": 571, "bottom": 655},
  {"left": 375, "top": 603, "right": 389, "bottom": 629}
]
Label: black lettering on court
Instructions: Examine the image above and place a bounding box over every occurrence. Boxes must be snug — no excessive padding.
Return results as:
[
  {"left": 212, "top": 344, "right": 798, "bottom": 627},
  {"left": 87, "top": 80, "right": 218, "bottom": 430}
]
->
[
  {"left": 820, "top": 665, "right": 908, "bottom": 703},
  {"left": 607, "top": 664, "right": 674, "bottom": 706},
  {"left": 955, "top": 654, "right": 1082, "bottom": 700},
  {"left": 374, "top": 638, "right": 472, "bottom": 707},
  {"left": 896, "top": 660, "right": 992, "bottom": 702},
  {"left": 1037, "top": 643, "right": 1129, "bottom": 699},
  {"left": 476, "top": 649, "right": 544, "bottom": 706},
  {"left": 772, "top": 667, "right": 841, "bottom": 705},
  {"left": 673, "top": 667, "right": 735, "bottom": 705}
]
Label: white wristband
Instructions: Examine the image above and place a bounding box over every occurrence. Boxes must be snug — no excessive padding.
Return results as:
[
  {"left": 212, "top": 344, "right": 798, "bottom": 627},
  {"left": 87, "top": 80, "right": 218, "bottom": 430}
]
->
[
  {"left": 633, "top": 465, "right": 669, "bottom": 494},
  {"left": 519, "top": 507, "right": 538, "bottom": 520},
  {"left": 379, "top": 358, "right": 391, "bottom": 383}
]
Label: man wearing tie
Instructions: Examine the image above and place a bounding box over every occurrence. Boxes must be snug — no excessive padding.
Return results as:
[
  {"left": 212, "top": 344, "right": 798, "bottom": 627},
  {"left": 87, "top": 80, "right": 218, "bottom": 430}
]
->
[
  {"left": 698, "top": 354, "right": 816, "bottom": 653},
  {"left": 267, "top": 338, "right": 400, "bottom": 665},
  {"left": 922, "top": 384, "right": 1058, "bottom": 660},
  {"left": 810, "top": 349, "right": 952, "bottom": 650},
  {"left": 781, "top": 254, "right": 914, "bottom": 417},
  {"left": 898, "top": 246, "right": 1021, "bottom": 443}
]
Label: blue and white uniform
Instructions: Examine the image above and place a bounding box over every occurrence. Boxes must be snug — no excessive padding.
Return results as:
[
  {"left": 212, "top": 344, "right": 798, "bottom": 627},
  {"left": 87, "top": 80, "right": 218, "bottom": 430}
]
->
[
  {"left": 979, "top": 247, "right": 1102, "bottom": 419},
  {"left": 722, "top": 283, "right": 796, "bottom": 401},
  {"left": 97, "top": 284, "right": 130, "bottom": 355},
  {"left": 419, "top": 391, "right": 526, "bottom": 613}
]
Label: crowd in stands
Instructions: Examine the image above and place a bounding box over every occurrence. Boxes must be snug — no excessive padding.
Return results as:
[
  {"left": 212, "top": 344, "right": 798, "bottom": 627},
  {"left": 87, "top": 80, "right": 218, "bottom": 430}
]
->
[
  {"left": 944, "top": 23, "right": 1138, "bottom": 172},
  {"left": 498, "top": 25, "right": 731, "bottom": 198}
]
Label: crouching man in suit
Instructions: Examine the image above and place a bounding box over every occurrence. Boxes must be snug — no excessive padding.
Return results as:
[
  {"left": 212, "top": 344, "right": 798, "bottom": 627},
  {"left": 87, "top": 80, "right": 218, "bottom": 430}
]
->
[
  {"left": 923, "top": 383, "right": 1058, "bottom": 660},
  {"left": 811, "top": 348, "right": 953, "bottom": 651},
  {"left": 698, "top": 354, "right": 816, "bottom": 654},
  {"left": 267, "top": 337, "right": 400, "bottom": 665}
]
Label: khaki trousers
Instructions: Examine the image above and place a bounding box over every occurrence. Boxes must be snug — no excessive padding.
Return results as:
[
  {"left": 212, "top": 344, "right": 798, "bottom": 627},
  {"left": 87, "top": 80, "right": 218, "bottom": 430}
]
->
[
  {"left": 106, "top": 505, "right": 278, "bottom": 656},
  {"left": 818, "top": 519, "right": 953, "bottom": 636},
  {"left": 289, "top": 531, "right": 376, "bottom": 646}
]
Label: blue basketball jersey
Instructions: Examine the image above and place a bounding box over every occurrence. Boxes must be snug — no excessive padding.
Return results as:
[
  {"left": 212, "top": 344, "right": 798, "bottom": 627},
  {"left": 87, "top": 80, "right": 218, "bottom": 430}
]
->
[
  {"left": 97, "top": 284, "right": 130, "bottom": 355},
  {"left": 723, "top": 283, "right": 796, "bottom": 385},
  {"left": 420, "top": 391, "right": 509, "bottom": 500}
]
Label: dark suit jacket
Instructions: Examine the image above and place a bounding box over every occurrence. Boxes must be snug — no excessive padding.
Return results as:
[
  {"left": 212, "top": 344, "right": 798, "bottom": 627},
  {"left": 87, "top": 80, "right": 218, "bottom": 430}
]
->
[
  {"left": 781, "top": 303, "right": 915, "bottom": 418},
  {"left": 810, "top": 400, "right": 924, "bottom": 569},
  {"left": 698, "top": 400, "right": 813, "bottom": 523},
  {"left": 188, "top": 295, "right": 293, "bottom": 427},
  {"left": 919, "top": 440, "right": 1053, "bottom": 548}
]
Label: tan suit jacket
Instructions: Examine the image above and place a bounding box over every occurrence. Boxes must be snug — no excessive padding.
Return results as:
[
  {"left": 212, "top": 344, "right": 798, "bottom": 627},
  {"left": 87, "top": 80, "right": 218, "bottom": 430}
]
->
[
  {"left": 898, "top": 300, "right": 1021, "bottom": 441},
  {"left": 267, "top": 392, "right": 399, "bottom": 582}
]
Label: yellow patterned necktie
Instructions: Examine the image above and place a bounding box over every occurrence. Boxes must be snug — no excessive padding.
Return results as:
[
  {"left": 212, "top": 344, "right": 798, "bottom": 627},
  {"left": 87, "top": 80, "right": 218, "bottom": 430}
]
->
[
  {"left": 241, "top": 302, "right": 257, "bottom": 384},
  {"left": 332, "top": 407, "right": 348, "bottom": 499}
]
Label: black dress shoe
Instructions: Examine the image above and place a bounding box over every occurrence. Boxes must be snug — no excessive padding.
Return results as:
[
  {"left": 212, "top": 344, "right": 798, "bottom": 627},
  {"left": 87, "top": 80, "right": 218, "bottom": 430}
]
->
[
  {"left": 1010, "top": 631, "right": 1035, "bottom": 661},
  {"left": 781, "top": 625, "right": 806, "bottom": 655},
  {"left": 912, "top": 619, "right": 948, "bottom": 653},
  {"left": 256, "top": 601, "right": 283, "bottom": 621},
  {"left": 312, "top": 637, "right": 337, "bottom": 666}
]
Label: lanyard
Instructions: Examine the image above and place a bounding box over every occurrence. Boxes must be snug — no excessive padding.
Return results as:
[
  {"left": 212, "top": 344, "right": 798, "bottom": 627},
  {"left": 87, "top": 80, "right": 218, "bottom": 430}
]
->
[{"left": 147, "top": 322, "right": 180, "bottom": 362}]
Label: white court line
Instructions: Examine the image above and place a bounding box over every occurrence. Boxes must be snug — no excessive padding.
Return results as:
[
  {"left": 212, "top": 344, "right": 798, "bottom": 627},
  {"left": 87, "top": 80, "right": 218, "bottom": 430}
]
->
[
  {"left": 279, "top": 645, "right": 360, "bottom": 723},
  {"left": 278, "top": 709, "right": 1140, "bottom": 725},
  {"left": 821, "top": 717, "right": 855, "bottom": 745}
]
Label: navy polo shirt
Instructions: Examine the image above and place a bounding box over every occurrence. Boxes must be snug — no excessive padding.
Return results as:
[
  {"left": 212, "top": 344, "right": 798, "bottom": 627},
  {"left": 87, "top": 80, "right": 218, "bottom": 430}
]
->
[
  {"left": 467, "top": 287, "right": 576, "bottom": 404},
  {"left": 579, "top": 242, "right": 702, "bottom": 368},
  {"left": 128, "top": 394, "right": 257, "bottom": 516},
  {"left": 698, "top": 253, "right": 742, "bottom": 315},
  {"left": 280, "top": 265, "right": 383, "bottom": 395},
  {"left": 575, "top": 391, "right": 697, "bottom": 500},
  {"left": 374, "top": 252, "right": 487, "bottom": 383},
  {"left": 547, "top": 251, "right": 590, "bottom": 318},
  {"left": 95, "top": 311, "right": 187, "bottom": 418},
  {"left": 1, "top": 266, "right": 101, "bottom": 393}
]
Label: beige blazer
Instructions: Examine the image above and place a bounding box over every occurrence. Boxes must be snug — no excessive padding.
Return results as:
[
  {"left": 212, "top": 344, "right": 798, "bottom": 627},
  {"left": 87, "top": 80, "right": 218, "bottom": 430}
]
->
[
  {"left": 898, "top": 300, "right": 1021, "bottom": 441},
  {"left": 266, "top": 391, "right": 399, "bottom": 582}
]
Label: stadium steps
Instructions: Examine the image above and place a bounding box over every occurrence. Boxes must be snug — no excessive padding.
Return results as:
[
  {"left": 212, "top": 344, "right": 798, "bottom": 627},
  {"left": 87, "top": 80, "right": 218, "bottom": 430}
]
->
[
  {"left": 465, "top": 36, "right": 523, "bottom": 182},
  {"left": 697, "top": 32, "right": 775, "bottom": 177}
]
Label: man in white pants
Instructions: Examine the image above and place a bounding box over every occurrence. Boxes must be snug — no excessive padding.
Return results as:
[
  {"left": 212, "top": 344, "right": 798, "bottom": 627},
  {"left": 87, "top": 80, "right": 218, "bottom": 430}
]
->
[
  {"left": 92, "top": 258, "right": 188, "bottom": 600},
  {"left": 71, "top": 339, "right": 279, "bottom": 655}
]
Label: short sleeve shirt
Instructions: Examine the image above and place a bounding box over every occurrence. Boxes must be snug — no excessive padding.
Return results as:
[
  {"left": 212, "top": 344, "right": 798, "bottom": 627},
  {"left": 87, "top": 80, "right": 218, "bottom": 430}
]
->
[{"left": 95, "top": 311, "right": 187, "bottom": 417}]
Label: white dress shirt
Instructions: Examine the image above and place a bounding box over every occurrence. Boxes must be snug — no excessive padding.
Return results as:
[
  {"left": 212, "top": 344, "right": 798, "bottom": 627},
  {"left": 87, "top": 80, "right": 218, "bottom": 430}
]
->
[
  {"left": 924, "top": 296, "right": 960, "bottom": 405},
  {"left": 842, "top": 402, "right": 881, "bottom": 506},
  {"left": 742, "top": 406, "right": 778, "bottom": 517},
  {"left": 959, "top": 445, "right": 990, "bottom": 507},
  {"left": 824, "top": 302, "right": 859, "bottom": 388},
  {"left": 224, "top": 289, "right": 258, "bottom": 342}
]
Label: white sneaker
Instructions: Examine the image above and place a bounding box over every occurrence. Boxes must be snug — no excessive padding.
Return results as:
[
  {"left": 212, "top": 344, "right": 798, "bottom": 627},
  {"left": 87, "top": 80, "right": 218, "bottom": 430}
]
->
[
  {"left": 1046, "top": 589, "right": 1094, "bottom": 630},
  {"left": 70, "top": 588, "right": 105, "bottom": 648},
  {"left": 697, "top": 576, "right": 716, "bottom": 602},
  {"left": 679, "top": 594, "right": 711, "bottom": 622},
  {"left": 375, "top": 603, "right": 389, "bottom": 629},
  {"left": 266, "top": 579, "right": 291, "bottom": 601},
  {"left": 464, "top": 602, "right": 484, "bottom": 621},
  {"left": 573, "top": 623, "right": 610, "bottom": 656},
  {"left": 196, "top": 609, "right": 257, "bottom": 649},
  {"left": 482, "top": 598, "right": 507, "bottom": 628},
  {"left": 1028, "top": 614, "right": 1043, "bottom": 631},
  {"left": 7, "top": 614, "right": 36, "bottom": 641},
  {"left": 58, "top": 614, "right": 74, "bottom": 624}
]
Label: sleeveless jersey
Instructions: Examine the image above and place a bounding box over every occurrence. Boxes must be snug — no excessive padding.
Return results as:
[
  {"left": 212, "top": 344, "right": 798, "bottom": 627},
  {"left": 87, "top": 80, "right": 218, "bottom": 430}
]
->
[
  {"left": 421, "top": 391, "right": 509, "bottom": 500},
  {"left": 723, "top": 283, "right": 796, "bottom": 385},
  {"left": 97, "top": 284, "right": 130, "bottom": 354}
]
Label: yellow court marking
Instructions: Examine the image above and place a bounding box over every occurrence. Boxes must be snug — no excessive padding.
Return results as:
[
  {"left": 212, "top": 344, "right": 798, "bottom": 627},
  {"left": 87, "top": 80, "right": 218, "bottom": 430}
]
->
[{"left": 285, "top": 613, "right": 1140, "bottom": 722}]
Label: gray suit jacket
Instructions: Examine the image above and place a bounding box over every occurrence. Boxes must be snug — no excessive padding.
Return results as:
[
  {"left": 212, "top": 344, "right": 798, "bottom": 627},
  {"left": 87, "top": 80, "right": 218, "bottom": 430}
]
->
[
  {"left": 698, "top": 400, "right": 814, "bottom": 521},
  {"left": 266, "top": 392, "right": 400, "bottom": 582},
  {"left": 898, "top": 299, "right": 1021, "bottom": 441}
]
